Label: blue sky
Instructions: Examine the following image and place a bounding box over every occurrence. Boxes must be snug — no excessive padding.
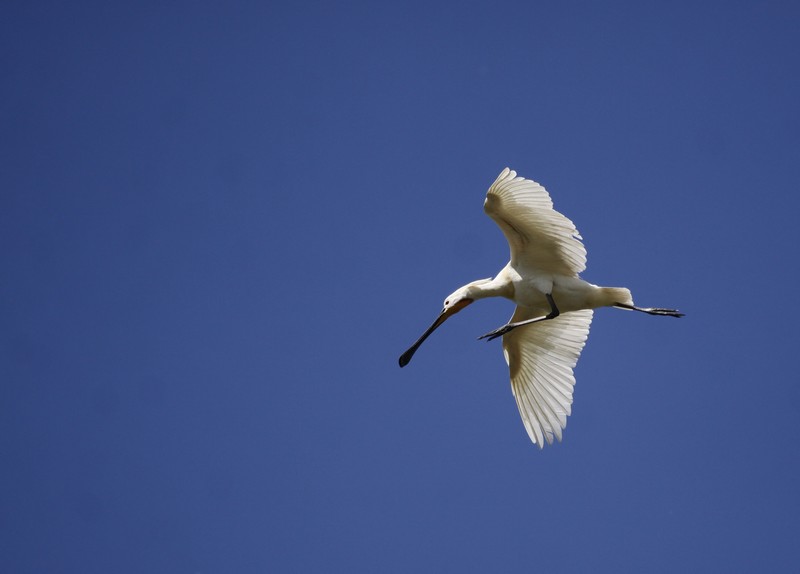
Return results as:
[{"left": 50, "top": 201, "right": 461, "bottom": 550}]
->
[{"left": 3, "top": 1, "right": 800, "bottom": 572}]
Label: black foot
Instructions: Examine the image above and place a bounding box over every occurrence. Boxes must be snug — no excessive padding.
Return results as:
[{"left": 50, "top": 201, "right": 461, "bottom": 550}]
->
[
  {"left": 614, "top": 302, "right": 684, "bottom": 318},
  {"left": 478, "top": 325, "right": 512, "bottom": 342},
  {"left": 642, "top": 307, "right": 684, "bottom": 318}
]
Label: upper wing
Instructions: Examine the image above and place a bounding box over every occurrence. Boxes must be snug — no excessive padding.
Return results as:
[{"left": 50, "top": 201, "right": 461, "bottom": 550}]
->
[
  {"left": 502, "top": 307, "right": 593, "bottom": 448},
  {"left": 484, "top": 168, "right": 587, "bottom": 276}
]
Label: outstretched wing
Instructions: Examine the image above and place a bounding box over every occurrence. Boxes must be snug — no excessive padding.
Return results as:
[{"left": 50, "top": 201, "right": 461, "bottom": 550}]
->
[
  {"left": 484, "top": 167, "right": 587, "bottom": 276},
  {"left": 502, "top": 307, "right": 593, "bottom": 448}
]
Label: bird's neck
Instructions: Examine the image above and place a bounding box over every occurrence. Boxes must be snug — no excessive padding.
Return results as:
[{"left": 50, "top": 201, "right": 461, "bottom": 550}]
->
[{"left": 467, "top": 276, "right": 513, "bottom": 301}]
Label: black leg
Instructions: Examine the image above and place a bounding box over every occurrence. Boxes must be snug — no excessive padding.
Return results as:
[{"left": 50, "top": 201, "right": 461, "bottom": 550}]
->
[
  {"left": 479, "top": 294, "right": 560, "bottom": 342},
  {"left": 613, "top": 302, "right": 684, "bottom": 318}
]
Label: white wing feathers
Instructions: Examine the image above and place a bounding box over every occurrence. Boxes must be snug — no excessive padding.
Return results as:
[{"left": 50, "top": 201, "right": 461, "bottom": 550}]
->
[
  {"left": 502, "top": 308, "right": 593, "bottom": 448},
  {"left": 484, "top": 167, "right": 587, "bottom": 276}
]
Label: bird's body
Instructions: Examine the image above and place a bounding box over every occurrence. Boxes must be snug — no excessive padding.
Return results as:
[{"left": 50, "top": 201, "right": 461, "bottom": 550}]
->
[
  {"left": 399, "top": 168, "right": 682, "bottom": 448},
  {"left": 474, "top": 264, "right": 628, "bottom": 314}
]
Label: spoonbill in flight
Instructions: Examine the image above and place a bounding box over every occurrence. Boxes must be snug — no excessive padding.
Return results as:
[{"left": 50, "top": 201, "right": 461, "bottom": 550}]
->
[{"left": 398, "top": 168, "right": 683, "bottom": 448}]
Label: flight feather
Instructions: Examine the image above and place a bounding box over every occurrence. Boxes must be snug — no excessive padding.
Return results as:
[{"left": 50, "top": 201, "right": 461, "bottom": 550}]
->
[{"left": 484, "top": 168, "right": 587, "bottom": 276}]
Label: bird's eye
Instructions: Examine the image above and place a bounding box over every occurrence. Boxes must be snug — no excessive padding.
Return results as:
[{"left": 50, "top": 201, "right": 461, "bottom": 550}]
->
[{"left": 445, "top": 300, "right": 450, "bottom": 306}]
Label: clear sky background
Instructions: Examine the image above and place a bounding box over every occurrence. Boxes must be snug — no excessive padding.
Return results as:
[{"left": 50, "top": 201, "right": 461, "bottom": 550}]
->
[{"left": 3, "top": 1, "right": 800, "bottom": 572}]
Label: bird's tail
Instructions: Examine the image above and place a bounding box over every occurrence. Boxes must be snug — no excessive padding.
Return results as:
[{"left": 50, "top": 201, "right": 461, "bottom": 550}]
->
[{"left": 598, "top": 287, "right": 633, "bottom": 308}]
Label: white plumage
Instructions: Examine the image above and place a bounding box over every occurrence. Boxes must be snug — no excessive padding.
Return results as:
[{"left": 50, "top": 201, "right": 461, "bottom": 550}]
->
[
  {"left": 485, "top": 168, "right": 587, "bottom": 276},
  {"left": 399, "top": 168, "right": 683, "bottom": 448},
  {"left": 504, "top": 307, "right": 592, "bottom": 446}
]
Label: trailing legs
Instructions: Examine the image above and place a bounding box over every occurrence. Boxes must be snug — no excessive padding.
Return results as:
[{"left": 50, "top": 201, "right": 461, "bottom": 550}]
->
[{"left": 613, "top": 302, "right": 684, "bottom": 318}]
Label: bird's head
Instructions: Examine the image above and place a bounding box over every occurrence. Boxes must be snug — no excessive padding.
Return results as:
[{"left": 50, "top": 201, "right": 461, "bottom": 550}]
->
[
  {"left": 442, "top": 277, "right": 492, "bottom": 313},
  {"left": 442, "top": 286, "right": 474, "bottom": 316}
]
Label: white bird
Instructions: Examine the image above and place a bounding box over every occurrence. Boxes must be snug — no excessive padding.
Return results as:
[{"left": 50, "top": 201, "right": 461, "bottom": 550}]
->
[{"left": 399, "top": 167, "right": 683, "bottom": 448}]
